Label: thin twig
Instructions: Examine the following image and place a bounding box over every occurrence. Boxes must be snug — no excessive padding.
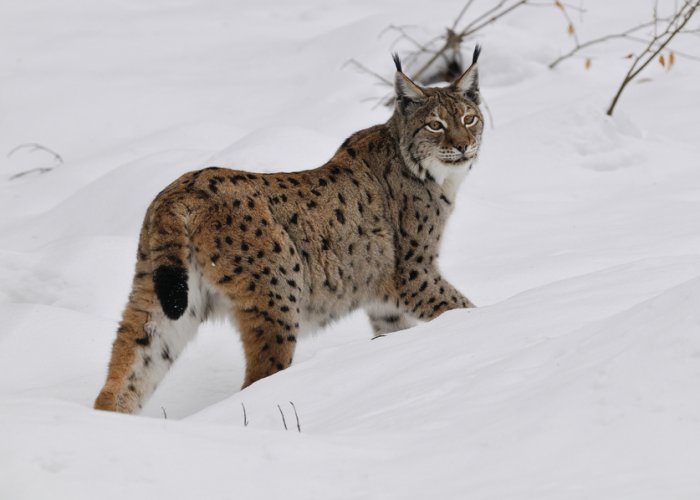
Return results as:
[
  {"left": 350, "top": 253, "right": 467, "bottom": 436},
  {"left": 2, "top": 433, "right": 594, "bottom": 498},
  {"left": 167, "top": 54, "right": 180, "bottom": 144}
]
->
[
  {"left": 277, "top": 404, "right": 288, "bottom": 431},
  {"left": 9, "top": 167, "right": 55, "bottom": 180},
  {"left": 343, "top": 59, "right": 393, "bottom": 86},
  {"left": 462, "top": 0, "right": 528, "bottom": 37},
  {"left": 7, "top": 143, "right": 64, "bottom": 180},
  {"left": 289, "top": 401, "right": 301, "bottom": 432},
  {"left": 556, "top": 0, "right": 580, "bottom": 46},
  {"left": 7, "top": 143, "right": 63, "bottom": 164},
  {"left": 528, "top": 1, "right": 586, "bottom": 12},
  {"left": 382, "top": 25, "right": 433, "bottom": 53},
  {"left": 481, "top": 94, "right": 495, "bottom": 129},
  {"left": 161, "top": 407, "right": 167, "bottom": 419},
  {"left": 241, "top": 402, "right": 248, "bottom": 427},
  {"left": 451, "top": 0, "right": 477, "bottom": 31},
  {"left": 461, "top": 0, "right": 511, "bottom": 34},
  {"left": 627, "top": 34, "right": 700, "bottom": 61}
]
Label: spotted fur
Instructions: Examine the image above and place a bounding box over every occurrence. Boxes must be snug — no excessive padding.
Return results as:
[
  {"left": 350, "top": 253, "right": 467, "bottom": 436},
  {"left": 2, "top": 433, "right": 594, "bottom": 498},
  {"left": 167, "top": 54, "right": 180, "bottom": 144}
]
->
[{"left": 94, "top": 47, "right": 483, "bottom": 413}]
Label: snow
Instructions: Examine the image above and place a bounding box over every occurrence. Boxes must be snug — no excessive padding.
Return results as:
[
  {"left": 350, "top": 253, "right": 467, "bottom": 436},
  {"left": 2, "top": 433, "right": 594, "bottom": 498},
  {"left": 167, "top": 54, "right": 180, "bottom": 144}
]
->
[{"left": 2, "top": 0, "right": 700, "bottom": 498}]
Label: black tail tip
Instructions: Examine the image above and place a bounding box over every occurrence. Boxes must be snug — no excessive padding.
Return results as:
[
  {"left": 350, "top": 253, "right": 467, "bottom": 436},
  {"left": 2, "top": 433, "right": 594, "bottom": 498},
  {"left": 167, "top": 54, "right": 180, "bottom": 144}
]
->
[
  {"left": 153, "top": 265, "right": 188, "bottom": 320},
  {"left": 472, "top": 44, "right": 482, "bottom": 64},
  {"left": 392, "top": 52, "right": 402, "bottom": 73}
]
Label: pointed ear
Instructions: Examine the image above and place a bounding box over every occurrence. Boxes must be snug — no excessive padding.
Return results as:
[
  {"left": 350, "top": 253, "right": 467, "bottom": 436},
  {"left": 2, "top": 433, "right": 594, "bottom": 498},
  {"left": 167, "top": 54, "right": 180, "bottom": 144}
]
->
[
  {"left": 392, "top": 53, "right": 425, "bottom": 107},
  {"left": 453, "top": 45, "right": 481, "bottom": 104}
]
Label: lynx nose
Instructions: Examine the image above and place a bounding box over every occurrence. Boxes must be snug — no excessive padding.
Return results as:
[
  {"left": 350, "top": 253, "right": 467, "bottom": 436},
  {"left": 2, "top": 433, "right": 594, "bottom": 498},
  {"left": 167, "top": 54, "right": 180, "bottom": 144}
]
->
[{"left": 454, "top": 143, "right": 469, "bottom": 154}]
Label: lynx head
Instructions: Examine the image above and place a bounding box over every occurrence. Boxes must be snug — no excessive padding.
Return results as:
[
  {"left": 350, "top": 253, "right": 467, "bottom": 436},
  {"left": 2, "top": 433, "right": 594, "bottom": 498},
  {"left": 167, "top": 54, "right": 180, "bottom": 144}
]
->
[{"left": 391, "top": 46, "right": 483, "bottom": 185}]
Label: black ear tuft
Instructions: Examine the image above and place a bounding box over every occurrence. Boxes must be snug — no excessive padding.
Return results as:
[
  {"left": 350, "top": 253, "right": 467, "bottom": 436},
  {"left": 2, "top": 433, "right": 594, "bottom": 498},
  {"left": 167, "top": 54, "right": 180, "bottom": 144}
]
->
[
  {"left": 392, "top": 52, "right": 403, "bottom": 73},
  {"left": 472, "top": 44, "right": 482, "bottom": 65}
]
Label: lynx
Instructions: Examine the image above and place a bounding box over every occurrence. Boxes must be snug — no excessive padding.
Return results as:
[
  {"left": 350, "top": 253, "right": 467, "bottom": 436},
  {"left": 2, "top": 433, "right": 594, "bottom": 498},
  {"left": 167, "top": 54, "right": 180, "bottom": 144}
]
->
[{"left": 95, "top": 46, "right": 483, "bottom": 413}]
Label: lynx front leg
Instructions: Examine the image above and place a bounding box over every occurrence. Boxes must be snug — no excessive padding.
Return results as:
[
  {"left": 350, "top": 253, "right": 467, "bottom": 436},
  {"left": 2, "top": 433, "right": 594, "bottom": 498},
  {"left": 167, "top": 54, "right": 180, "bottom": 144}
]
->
[
  {"left": 367, "top": 308, "right": 417, "bottom": 337},
  {"left": 393, "top": 270, "right": 475, "bottom": 322}
]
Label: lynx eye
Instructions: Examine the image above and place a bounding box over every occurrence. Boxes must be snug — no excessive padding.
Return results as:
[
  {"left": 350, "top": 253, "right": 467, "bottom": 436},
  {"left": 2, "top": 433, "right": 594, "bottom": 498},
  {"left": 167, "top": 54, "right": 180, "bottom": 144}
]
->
[
  {"left": 426, "top": 120, "right": 444, "bottom": 132},
  {"left": 463, "top": 115, "right": 479, "bottom": 127}
]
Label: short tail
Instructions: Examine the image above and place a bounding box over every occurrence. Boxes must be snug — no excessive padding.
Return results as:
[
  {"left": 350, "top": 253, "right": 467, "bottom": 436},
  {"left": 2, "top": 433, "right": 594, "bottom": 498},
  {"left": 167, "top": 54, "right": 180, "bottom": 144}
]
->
[
  {"left": 148, "top": 200, "right": 190, "bottom": 320},
  {"left": 153, "top": 265, "right": 188, "bottom": 320}
]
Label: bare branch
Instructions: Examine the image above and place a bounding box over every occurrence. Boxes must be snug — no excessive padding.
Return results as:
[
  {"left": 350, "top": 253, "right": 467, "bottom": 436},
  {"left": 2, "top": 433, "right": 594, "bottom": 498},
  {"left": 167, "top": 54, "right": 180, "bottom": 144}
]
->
[
  {"left": 549, "top": 18, "right": 666, "bottom": 69},
  {"left": 607, "top": 1, "right": 700, "bottom": 115},
  {"left": 408, "top": 0, "right": 532, "bottom": 83}
]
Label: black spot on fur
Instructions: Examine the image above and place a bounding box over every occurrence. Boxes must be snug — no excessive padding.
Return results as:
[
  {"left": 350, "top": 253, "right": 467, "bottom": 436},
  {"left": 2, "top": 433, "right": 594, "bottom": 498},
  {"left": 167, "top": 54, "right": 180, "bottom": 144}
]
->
[
  {"left": 135, "top": 335, "right": 150, "bottom": 346},
  {"left": 162, "top": 346, "right": 172, "bottom": 362},
  {"left": 153, "top": 265, "right": 188, "bottom": 320}
]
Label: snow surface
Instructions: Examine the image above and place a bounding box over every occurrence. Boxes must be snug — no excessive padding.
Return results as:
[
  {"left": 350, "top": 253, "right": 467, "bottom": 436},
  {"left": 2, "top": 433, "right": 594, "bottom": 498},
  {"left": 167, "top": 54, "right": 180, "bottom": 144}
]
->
[{"left": 2, "top": 0, "right": 700, "bottom": 498}]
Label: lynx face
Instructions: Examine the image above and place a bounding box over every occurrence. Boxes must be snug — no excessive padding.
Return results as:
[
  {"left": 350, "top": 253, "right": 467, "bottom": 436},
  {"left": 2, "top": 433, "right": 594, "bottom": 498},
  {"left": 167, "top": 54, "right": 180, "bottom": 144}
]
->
[{"left": 392, "top": 49, "right": 483, "bottom": 184}]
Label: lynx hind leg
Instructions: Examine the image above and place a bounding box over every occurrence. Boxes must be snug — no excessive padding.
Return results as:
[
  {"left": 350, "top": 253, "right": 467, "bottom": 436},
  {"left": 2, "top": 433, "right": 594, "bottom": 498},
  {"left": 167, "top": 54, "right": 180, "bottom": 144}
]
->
[
  {"left": 94, "top": 266, "right": 206, "bottom": 413},
  {"left": 200, "top": 252, "right": 302, "bottom": 388},
  {"left": 233, "top": 301, "right": 301, "bottom": 388}
]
